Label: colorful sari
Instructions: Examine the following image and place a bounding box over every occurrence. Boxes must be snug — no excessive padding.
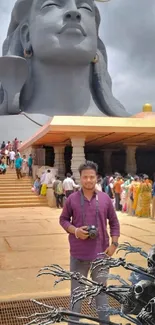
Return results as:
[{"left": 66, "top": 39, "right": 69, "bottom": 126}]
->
[
  {"left": 135, "top": 181, "right": 152, "bottom": 218},
  {"left": 130, "top": 181, "right": 140, "bottom": 212}
]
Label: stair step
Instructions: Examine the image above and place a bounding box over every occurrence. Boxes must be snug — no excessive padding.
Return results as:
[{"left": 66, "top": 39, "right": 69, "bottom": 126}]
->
[
  {"left": 0, "top": 202, "right": 48, "bottom": 208},
  {"left": 0, "top": 191, "right": 32, "bottom": 198},
  {"left": 0, "top": 182, "right": 32, "bottom": 185},
  {"left": 0, "top": 196, "right": 46, "bottom": 203},
  {"left": 0, "top": 181, "right": 32, "bottom": 183},
  {"left": 0, "top": 178, "right": 32, "bottom": 180},
  {"left": 0, "top": 197, "right": 46, "bottom": 202},
  {"left": 0, "top": 189, "right": 32, "bottom": 192},
  {"left": 0, "top": 183, "right": 32, "bottom": 189},
  {"left": 0, "top": 188, "right": 32, "bottom": 191},
  {"left": 0, "top": 171, "right": 48, "bottom": 208},
  {"left": 0, "top": 187, "right": 32, "bottom": 189}
]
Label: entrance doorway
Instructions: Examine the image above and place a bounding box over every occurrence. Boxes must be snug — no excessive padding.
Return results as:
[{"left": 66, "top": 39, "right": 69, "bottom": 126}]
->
[
  {"left": 44, "top": 146, "right": 54, "bottom": 167},
  {"left": 136, "top": 148, "right": 155, "bottom": 178}
]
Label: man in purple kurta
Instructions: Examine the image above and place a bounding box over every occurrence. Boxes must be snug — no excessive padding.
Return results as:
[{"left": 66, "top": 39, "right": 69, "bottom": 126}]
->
[{"left": 60, "top": 161, "right": 120, "bottom": 324}]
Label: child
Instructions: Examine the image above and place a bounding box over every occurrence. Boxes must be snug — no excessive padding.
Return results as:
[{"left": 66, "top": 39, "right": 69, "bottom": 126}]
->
[{"left": 32, "top": 176, "right": 41, "bottom": 195}]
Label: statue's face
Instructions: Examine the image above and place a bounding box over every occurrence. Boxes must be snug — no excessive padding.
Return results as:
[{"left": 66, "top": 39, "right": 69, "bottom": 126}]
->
[{"left": 29, "top": 0, "right": 97, "bottom": 64}]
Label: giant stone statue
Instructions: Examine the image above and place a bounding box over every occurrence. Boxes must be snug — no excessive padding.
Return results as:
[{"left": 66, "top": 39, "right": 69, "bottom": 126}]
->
[{"left": 0, "top": 0, "right": 129, "bottom": 140}]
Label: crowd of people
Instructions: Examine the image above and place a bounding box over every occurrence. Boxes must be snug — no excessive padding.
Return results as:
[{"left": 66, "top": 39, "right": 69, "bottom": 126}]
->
[
  {"left": 32, "top": 170, "right": 155, "bottom": 219},
  {"left": 32, "top": 172, "right": 79, "bottom": 208},
  {"left": 101, "top": 173, "right": 154, "bottom": 219},
  {"left": 0, "top": 139, "right": 33, "bottom": 179},
  {"left": 1, "top": 139, "right": 155, "bottom": 219}
]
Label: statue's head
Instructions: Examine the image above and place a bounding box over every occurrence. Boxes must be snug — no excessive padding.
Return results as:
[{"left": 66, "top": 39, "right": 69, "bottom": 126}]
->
[
  {"left": 1, "top": 0, "right": 129, "bottom": 117},
  {"left": 3, "top": 0, "right": 100, "bottom": 65}
]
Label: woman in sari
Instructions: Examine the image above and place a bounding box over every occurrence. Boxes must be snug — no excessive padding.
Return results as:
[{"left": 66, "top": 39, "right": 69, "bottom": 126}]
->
[
  {"left": 135, "top": 175, "right": 152, "bottom": 218},
  {"left": 121, "top": 175, "right": 133, "bottom": 214},
  {"left": 130, "top": 176, "right": 140, "bottom": 215}
]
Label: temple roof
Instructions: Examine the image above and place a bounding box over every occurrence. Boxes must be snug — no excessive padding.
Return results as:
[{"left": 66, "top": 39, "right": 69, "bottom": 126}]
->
[{"left": 19, "top": 115, "right": 155, "bottom": 151}]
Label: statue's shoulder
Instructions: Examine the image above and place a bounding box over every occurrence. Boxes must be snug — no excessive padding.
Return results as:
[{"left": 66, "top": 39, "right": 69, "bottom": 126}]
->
[{"left": 0, "top": 56, "right": 28, "bottom": 115}]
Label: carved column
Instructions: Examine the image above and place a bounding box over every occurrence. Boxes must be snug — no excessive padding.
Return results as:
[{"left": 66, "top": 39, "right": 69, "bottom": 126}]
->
[
  {"left": 126, "top": 146, "right": 137, "bottom": 175},
  {"left": 54, "top": 146, "right": 65, "bottom": 180},
  {"left": 71, "top": 137, "right": 86, "bottom": 183},
  {"left": 103, "top": 149, "right": 112, "bottom": 174}
]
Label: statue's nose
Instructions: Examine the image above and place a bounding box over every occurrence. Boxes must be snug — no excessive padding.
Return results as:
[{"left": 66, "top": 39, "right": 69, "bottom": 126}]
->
[{"left": 64, "top": 10, "right": 81, "bottom": 23}]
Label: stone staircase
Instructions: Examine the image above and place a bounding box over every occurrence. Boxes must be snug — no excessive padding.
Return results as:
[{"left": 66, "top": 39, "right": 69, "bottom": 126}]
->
[{"left": 0, "top": 168, "right": 48, "bottom": 208}]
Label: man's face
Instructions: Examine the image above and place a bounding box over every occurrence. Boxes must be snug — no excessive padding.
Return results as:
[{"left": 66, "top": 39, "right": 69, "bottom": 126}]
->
[
  {"left": 80, "top": 168, "right": 97, "bottom": 190},
  {"left": 29, "top": 0, "right": 97, "bottom": 64}
]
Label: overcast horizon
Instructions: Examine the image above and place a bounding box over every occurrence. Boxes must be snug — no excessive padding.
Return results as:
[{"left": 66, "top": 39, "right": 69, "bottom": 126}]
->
[{"left": 0, "top": 0, "right": 155, "bottom": 114}]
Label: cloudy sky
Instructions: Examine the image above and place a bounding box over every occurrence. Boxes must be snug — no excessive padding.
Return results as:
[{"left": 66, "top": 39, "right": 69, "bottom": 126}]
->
[{"left": 0, "top": 0, "right": 155, "bottom": 114}]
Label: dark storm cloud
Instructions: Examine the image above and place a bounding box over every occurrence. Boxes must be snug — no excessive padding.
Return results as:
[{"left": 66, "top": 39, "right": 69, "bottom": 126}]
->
[
  {"left": 0, "top": 0, "right": 155, "bottom": 113},
  {"left": 99, "top": 0, "right": 155, "bottom": 76},
  {"left": 98, "top": 0, "right": 155, "bottom": 113}
]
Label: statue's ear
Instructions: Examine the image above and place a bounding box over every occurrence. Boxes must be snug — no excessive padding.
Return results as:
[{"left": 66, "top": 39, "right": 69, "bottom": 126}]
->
[{"left": 20, "top": 23, "right": 31, "bottom": 50}]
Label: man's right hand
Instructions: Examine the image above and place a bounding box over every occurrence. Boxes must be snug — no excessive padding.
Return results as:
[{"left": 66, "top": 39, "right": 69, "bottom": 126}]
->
[{"left": 76, "top": 226, "right": 89, "bottom": 240}]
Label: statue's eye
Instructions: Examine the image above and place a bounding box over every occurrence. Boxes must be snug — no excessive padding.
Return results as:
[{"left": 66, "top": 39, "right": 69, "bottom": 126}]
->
[
  {"left": 41, "top": 1, "right": 60, "bottom": 9},
  {"left": 79, "top": 5, "right": 92, "bottom": 12},
  {"left": 78, "top": 2, "right": 93, "bottom": 12}
]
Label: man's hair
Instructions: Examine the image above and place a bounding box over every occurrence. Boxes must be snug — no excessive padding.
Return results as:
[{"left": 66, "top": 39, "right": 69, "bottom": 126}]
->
[
  {"left": 47, "top": 169, "right": 51, "bottom": 173},
  {"left": 55, "top": 175, "right": 60, "bottom": 180},
  {"left": 67, "top": 173, "right": 71, "bottom": 178},
  {"left": 78, "top": 161, "right": 98, "bottom": 175}
]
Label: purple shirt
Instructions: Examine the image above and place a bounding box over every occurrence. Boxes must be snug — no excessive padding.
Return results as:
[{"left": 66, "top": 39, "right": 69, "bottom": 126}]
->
[{"left": 60, "top": 190, "right": 120, "bottom": 261}]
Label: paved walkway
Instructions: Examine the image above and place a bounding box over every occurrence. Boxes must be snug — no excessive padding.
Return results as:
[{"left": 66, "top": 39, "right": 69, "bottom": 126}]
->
[{"left": 0, "top": 207, "right": 154, "bottom": 323}]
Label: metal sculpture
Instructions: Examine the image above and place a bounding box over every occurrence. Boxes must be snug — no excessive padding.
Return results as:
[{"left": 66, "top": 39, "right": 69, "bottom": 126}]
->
[
  {"left": 22, "top": 243, "right": 155, "bottom": 325},
  {"left": 90, "top": 252, "right": 155, "bottom": 281},
  {"left": 137, "top": 297, "right": 155, "bottom": 325},
  {"left": 19, "top": 299, "right": 119, "bottom": 325},
  {"left": 37, "top": 263, "right": 155, "bottom": 317},
  {"left": 117, "top": 242, "right": 148, "bottom": 258}
]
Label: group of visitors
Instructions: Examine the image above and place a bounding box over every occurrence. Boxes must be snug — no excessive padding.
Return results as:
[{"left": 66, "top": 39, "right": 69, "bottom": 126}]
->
[
  {"left": 53, "top": 173, "right": 79, "bottom": 208},
  {"left": 0, "top": 139, "right": 33, "bottom": 179},
  {"left": 32, "top": 170, "right": 53, "bottom": 196},
  {"left": 32, "top": 168, "right": 155, "bottom": 218},
  {"left": 101, "top": 173, "right": 154, "bottom": 219},
  {"left": 32, "top": 172, "right": 80, "bottom": 207},
  {"left": 0, "top": 138, "right": 21, "bottom": 173},
  {"left": 14, "top": 153, "right": 33, "bottom": 179}
]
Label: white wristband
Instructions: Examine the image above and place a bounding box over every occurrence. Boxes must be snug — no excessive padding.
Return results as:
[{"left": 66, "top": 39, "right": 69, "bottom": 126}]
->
[{"left": 75, "top": 228, "right": 79, "bottom": 239}]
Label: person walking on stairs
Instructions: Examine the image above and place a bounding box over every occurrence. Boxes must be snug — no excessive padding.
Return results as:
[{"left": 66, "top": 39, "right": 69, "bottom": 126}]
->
[
  {"left": 53, "top": 176, "right": 64, "bottom": 208},
  {"left": 28, "top": 154, "right": 33, "bottom": 177},
  {"left": 15, "top": 153, "right": 23, "bottom": 179},
  {"left": 9, "top": 149, "right": 15, "bottom": 169}
]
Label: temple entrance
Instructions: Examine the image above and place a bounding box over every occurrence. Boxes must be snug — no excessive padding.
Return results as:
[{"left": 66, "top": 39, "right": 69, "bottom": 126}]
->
[
  {"left": 64, "top": 146, "right": 72, "bottom": 175},
  {"left": 44, "top": 146, "right": 54, "bottom": 167},
  {"left": 111, "top": 150, "right": 126, "bottom": 175},
  {"left": 136, "top": 148, "right": 155, "bottom": 178},
  {"left": 85, "top": 148, "right": 104, "bottom": 175}
]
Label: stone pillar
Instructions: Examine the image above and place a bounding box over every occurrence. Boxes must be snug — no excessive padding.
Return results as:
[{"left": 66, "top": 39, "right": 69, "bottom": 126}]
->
[
  {"left": 103, "top": 150, "right": 112, "bottom": 174},
  {"left": 126, "top": 146, "right": 137, "bottom": 175},
  {"left": 54, "top": 146, "right": 65, "bottom": 180},
  {"left": 71, "top": 137, "right": 85, "bottom": 183}
]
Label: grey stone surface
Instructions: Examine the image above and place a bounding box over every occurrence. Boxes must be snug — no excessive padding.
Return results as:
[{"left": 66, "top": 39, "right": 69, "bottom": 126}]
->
[
  {"left": 0, "top": 0, "right": 129, "bottom": 142},
  {"left": 0, "top": 114, "right": 50, "bottom": 142}
]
